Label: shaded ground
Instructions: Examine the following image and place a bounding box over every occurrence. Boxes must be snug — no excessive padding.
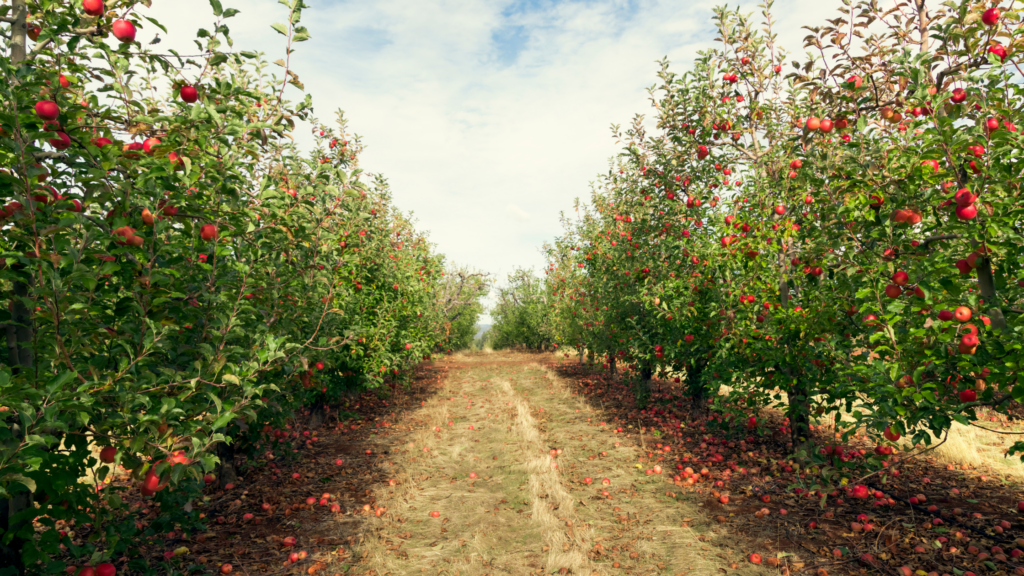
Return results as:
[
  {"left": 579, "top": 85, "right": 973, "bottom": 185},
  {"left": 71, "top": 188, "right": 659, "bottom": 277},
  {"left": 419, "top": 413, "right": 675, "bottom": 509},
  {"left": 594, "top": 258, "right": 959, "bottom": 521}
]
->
[
  {"left": 172, "top": 352, "right": 773, "bottom": 576},
  {"left": 130, "top": 351, "right": 1024, "bottom": 576},
  {"left": 547, "top": 356, "right": 1024, "bottom": 576}
]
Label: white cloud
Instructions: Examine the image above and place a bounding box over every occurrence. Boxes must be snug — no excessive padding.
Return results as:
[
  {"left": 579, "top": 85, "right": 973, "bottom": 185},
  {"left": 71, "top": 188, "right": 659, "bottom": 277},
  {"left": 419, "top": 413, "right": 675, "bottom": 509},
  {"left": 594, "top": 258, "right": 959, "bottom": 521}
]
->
[
  {"left": 140, "top": 0, "right": 846, "bottom": 322},
  {"left": 506, "top": 203, "right": 531, "bottom": 222}
]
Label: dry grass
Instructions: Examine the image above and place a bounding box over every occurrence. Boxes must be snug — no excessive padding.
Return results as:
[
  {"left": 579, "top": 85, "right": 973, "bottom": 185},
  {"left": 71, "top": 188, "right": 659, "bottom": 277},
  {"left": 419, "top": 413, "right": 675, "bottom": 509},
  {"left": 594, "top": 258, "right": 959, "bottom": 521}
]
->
[{"left": 329, "top": 351, "right": 774, "bottom": 575}]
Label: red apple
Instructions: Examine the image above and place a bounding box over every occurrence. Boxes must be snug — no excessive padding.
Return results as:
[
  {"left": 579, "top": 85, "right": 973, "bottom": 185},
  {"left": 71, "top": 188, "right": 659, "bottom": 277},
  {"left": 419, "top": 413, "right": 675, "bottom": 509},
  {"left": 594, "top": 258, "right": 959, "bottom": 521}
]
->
[
  {"left": 82, "top": 0, "right": 104, "bottom": 16},
  {"left": 99, "top": 446, "right": 117, "bottom": 463},
  {"left": 111, "top": 20, "right": 136, "bottom": 43},
  {"left": 49, "top": 132, "right": 71, "bottom": 150},
  {"left": 983, "top": 7, "right": 1001, "bottom": 26},
  {"left": 955, "top": 306, "right": 972, "bottom": 322},
  {"left": 142, "top": 137, "right": 161, "bottom": 154},
  {"left": 35, "top": 100, "right": 59, "bottom": 120},
  {"left": 95, "top": 564, "right": 115, "bottom": 576},
  {"left": 180, "top": 85, "right": 199, "bottom": 103},
  {"left": 200, "top": 224, "right": 218, "bottom": 241},
  {"left": 959, "top": 389, "right": 977, "bottom": 403}
]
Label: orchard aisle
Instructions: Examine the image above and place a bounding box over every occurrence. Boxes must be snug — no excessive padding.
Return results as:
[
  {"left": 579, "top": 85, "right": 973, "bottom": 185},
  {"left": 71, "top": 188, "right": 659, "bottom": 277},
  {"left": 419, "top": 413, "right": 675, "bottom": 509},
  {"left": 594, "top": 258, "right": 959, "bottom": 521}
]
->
[{"left": 345, "top": 352, "right": 770, "bottom": 576}]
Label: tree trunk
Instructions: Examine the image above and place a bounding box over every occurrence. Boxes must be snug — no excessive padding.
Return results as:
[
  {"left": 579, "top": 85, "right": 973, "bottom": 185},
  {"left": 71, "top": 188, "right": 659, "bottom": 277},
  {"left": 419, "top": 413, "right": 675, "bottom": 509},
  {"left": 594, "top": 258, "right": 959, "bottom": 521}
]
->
[
  {"left": 976, "top": 256, "right": 1010, "bottom": 332},
  {"left": 2, "top": 285, "right": 33, "bottom": 573},
  {"left": 309, "top": 404, "right": 327, "bottom": 429},
  {"left": 0, "top": 420, "right": 29, "bottom": 576},
  {"left": 11, "top": 278, "right": 34, "bottom": 374},
  {"left": 215, "top": 442, "right": 238, "bottom": 490},
  {"left": 635, "top": 363, "right": 654, "bottom": 401},
  {"left": 608, "top": 356, "right": 617, "bottom": 379},
  {"left": 788, "top": 375, "right": 811, "bottom": 448},
  {"left": 686, "top": 358, "right": 710, "bottom": 405}
]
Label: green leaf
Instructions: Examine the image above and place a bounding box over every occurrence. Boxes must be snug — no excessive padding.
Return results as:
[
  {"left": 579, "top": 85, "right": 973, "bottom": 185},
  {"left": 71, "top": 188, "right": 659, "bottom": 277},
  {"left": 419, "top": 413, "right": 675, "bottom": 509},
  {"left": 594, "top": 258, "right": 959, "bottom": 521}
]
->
[
  {"left": 271, "top": 23, "right": 289, "bottom": 36},
  {"left": 223, "top": 8, "right": 241, "bottom": 18},
  {"left": 209, "top": 0, "right": 223, "bottom": 15},
  {"left": 212, "top": 412, "right": 233, "bottom": 430},
  {"left": 205, "top": 100, "right": 222, "bottom": 126},
  {"left": 3, "top": 473, "right": 36, "bottom": 492}
]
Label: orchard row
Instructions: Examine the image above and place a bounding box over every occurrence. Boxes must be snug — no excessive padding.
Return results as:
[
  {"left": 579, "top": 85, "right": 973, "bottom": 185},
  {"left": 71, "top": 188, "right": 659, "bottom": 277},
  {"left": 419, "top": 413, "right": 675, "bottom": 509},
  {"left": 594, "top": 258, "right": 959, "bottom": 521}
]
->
[
  {"left": 500, "top": 0, "right": 1024, "bottom": 483},
  {"left": 0, "top": 0, "right": 484, "bottom": 573}
]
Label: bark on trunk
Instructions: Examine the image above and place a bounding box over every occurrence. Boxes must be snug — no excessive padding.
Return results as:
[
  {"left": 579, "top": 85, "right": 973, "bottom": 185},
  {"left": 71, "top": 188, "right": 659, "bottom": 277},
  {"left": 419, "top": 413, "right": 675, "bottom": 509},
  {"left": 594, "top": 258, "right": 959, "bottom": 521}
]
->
[
  {"left": 686, "top": 358, "right": 709, "bottom": 404},
  {"left": 0, "top": 421, "right": 29, "bottom": 575},
  {"left": 4, "top": 9, "right": 37, "bottom": 572},
  {"left": 976, "top": 256, "right": 1010, "bottom": 332},
  {"left": 309, "top": 404, "right": 328, "bottom": 429},
  {"left": 788, "top": 376, "right": 811, "bottom": 447},
  {"left": 636, "top": 363, "right": 654, "bottom": 401},
  {"left": 215, "top": 442, "right": 238, "bottom": 490}
]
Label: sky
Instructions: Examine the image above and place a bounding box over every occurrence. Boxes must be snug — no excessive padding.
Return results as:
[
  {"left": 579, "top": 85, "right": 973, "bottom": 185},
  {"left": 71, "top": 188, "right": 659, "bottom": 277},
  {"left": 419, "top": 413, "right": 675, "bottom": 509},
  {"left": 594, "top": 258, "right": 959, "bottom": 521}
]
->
[{"left": 141, "top": 0, "right": 841, "bottom": 321}]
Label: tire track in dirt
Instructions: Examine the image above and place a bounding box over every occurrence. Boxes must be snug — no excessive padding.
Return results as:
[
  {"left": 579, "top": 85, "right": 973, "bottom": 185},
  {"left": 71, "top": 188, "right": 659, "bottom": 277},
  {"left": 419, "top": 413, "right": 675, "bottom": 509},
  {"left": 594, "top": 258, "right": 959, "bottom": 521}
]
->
[
  {"left": 338, "top": 353, "right": 771, "bottom": 576},
  {"left": 501, "top": 376, "right": 595, "bottom": 573}
]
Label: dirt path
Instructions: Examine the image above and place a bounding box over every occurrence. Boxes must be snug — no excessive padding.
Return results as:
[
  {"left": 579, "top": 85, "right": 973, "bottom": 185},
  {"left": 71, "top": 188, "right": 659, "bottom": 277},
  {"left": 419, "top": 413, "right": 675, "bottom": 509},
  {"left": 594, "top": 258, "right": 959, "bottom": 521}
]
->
[{"left": 334, "top": 352, "right": 770, "bottom": 576}]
